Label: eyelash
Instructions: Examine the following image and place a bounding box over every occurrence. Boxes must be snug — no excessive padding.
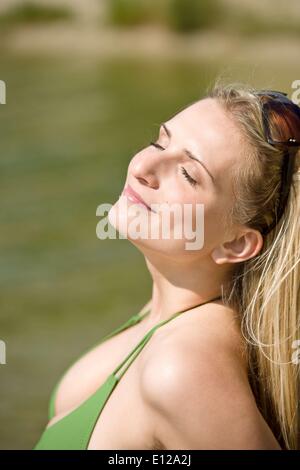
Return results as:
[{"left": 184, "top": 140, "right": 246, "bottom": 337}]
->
[{"left": 149, "top": 141, "right": 198, "bottom": 187}]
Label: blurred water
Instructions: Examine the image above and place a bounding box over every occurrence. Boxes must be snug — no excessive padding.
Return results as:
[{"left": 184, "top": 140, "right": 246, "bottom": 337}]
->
[{"left": 0, "top": 52, "right": 298, "bottom": 448}]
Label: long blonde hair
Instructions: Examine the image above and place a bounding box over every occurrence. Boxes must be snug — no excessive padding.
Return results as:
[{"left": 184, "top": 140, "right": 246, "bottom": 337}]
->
[{"left": 207, "top": 79, "right": 300, "bottom": 450}]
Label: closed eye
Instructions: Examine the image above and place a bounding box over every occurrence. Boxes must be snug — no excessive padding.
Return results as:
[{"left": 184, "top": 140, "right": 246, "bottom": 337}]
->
[
  {"left": 180, "top": 166, "right": 197, "bottom": 187},
  {"left": 149, "top": 141, "right": 198, "bottom": 187},
  {"left": 149, "top": 141, "right": 165, "bottom": 151}
]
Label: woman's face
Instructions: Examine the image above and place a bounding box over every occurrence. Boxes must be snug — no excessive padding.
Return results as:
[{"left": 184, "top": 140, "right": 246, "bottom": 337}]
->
[{"left": 108, "top": 97, "right": 245, "bottom": 263}]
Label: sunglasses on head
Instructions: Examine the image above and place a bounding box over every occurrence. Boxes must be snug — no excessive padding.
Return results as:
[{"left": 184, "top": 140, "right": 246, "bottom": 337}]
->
[{"left": 252, "top": 89, "right": 300, "bottom": 236}]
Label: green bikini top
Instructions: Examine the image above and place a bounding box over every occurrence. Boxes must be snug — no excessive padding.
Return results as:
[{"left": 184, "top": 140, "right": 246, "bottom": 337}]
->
[{"left": 33, "top": 296, "right": 222, "bottom": 450}]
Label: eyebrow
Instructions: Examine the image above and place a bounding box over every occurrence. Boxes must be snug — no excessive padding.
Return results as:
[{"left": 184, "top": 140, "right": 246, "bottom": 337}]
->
[{"left": 161, "top": 123, "right": 216, "bottom": 184}]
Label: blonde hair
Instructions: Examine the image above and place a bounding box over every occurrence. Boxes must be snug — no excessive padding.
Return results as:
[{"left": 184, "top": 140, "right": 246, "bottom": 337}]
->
[{"left": 207, "top": 79, "right": 300, "bottom": 450}]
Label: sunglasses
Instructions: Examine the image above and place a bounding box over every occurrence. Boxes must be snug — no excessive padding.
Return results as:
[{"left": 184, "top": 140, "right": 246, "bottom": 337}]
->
[{"left": 252, "top": 89, "right": 300, "bottom": 236}]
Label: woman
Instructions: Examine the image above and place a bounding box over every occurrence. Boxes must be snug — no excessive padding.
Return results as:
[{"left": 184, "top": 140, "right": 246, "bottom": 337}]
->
[{"left": 34, "top": 80, "right": 300, "bottom": 450}]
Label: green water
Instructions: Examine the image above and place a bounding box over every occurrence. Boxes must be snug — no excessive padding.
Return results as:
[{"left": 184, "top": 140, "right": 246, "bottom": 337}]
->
[{"left": 0, "top": 52, "right": 297, "bottom": 448}]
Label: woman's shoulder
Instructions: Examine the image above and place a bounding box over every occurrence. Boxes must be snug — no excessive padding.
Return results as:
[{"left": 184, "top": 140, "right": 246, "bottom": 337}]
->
[
  {"left": 146, "top": 300, "right": 245, "bottom": 366},
  {"left": 141, "top": 302, "right": 281, "bottom": 449},
  {"left": 142, "top": 303, "right": 247, "bottom": 408}
]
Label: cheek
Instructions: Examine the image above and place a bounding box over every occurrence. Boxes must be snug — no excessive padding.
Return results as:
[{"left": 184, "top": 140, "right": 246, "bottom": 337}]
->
[
  {"left": 164, "top": 182, "right": 198, "bottom": 205},
  {"left": 158, "top": 184, "right": 210, "bottom": 235},
  {"left": 202, "top": 197, "right": 229, "bottom": 247}
]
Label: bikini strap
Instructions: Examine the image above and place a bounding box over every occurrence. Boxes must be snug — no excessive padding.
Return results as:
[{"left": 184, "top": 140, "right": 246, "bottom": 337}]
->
[
  {"left": 112, "top": 295, "right": 222, "bottom": 381},
  {"left": 48, "top": 307, "right": 151, "bottom": 420},
  {"left": 98, "top": 308, "right": 151, "bottom": 343}
]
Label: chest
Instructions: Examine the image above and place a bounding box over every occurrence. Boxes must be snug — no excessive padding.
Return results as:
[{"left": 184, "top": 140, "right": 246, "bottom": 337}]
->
[{"left": 47, "top": 321, "right": 162, "bottom": 449}]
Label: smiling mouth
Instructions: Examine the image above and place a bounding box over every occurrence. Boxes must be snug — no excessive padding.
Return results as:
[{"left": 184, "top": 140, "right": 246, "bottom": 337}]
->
[{"left": 122, "top": 185, "right": 154, "bottom": 212}]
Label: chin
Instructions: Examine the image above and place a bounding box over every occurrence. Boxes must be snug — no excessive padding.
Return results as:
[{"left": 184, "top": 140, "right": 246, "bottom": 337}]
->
[
  {"left": 107, "top": 194, "right": 203, "bottom": 256},
  {"left": 108, "top": 193, "right": 155, "bottom": 243}
]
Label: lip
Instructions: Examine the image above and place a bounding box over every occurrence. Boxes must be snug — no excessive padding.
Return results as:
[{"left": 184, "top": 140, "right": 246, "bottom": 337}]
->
[{"left": 122, "top": 184, "right": 153, "bottom": 212}]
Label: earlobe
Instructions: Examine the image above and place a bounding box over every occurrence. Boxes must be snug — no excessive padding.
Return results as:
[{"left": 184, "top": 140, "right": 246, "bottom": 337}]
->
[{"left": 211, "top": 230, "right": 263, "bottom": 265}]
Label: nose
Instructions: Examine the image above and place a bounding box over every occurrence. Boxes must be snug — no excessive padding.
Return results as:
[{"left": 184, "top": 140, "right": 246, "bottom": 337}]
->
[
  {"left": 130, "top": 139, "right": 178, "bottom": 188},
  {"left": 129, "top": 148, "right": 163, "bottom": 189}
]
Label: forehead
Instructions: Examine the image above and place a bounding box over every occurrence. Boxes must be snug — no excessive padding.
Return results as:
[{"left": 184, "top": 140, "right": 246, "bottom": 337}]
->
[{"left": 166, "top": 97, "right": 245, "bottom": 179}]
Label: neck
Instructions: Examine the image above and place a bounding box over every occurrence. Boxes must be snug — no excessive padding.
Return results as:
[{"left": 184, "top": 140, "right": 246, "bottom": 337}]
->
[{"left": 142, "top": 248, "right": 233, "bottom": 324}]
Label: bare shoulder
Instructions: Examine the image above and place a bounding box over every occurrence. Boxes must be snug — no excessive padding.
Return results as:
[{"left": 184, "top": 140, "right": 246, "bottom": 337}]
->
[{"left": 142, "top": 302, "right": 281, "bottom": 450}]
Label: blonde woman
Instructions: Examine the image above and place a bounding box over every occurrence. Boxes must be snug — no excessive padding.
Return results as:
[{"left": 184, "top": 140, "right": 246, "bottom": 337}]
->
[{"left": 34, "top": 81, "right": 300, "bottom": 450}]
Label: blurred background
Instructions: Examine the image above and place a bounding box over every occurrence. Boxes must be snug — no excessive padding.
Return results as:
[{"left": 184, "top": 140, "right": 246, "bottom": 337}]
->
[{"left": 0, "top": 0, "right": 299, "bottom": 449}]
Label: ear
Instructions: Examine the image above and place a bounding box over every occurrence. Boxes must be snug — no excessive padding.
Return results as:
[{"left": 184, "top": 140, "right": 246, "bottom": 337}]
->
[{"left": 210, "top": 229, "right": 264, "bottom": 265}]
